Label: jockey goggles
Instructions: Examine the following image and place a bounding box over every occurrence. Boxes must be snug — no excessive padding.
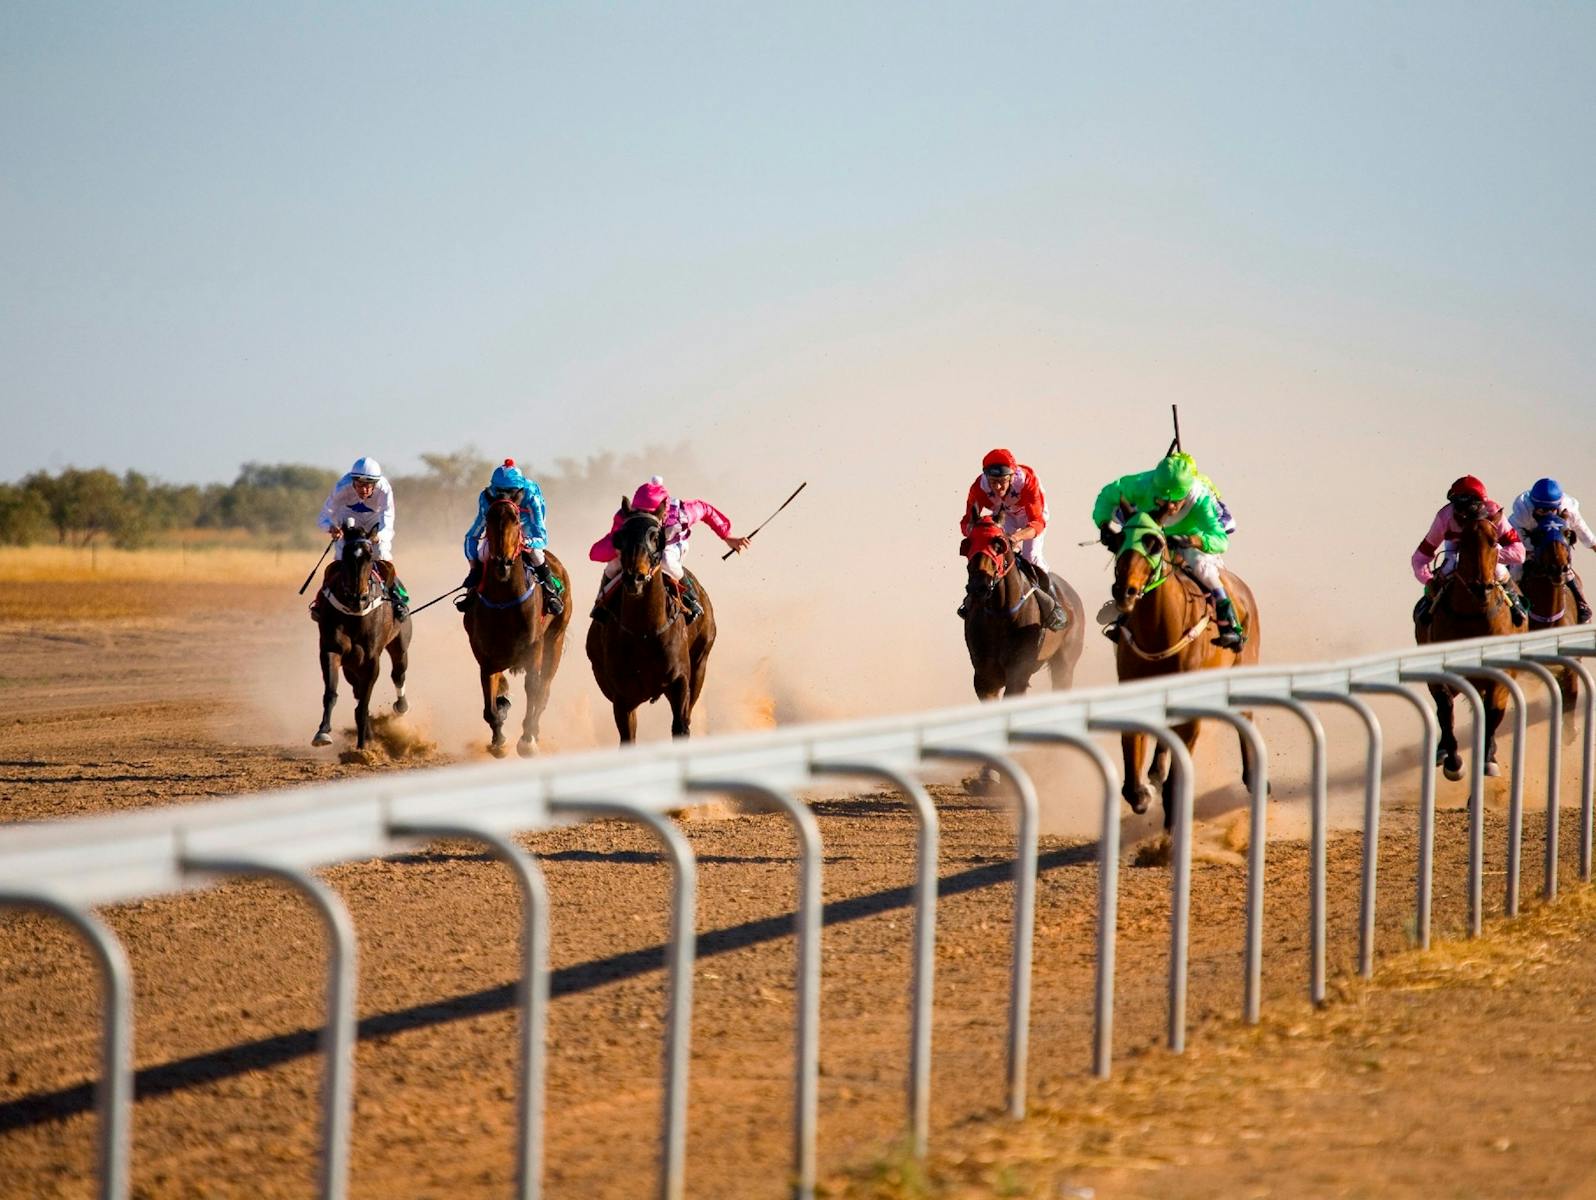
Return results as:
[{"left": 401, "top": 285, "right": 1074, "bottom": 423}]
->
[{"left": 983, "top": 464, "right": 1015, "bottom": 479}]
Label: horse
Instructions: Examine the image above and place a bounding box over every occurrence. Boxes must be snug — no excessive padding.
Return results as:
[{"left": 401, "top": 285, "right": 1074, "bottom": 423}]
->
[
  {"left": 1520, "top": 517, "right": 1581, "bottom": 716},
  {"left": 586, "top": 498, "right": 717, "bottom": 743},
  {"left": 312, "top": 522, "right": 411, "bottom": 750},
  {"left": 1111, "top": 512, "right": 1262, "bottom": 827},
  {"left": 961, "top": 514, "right": 1084, "bottom": 699},
  {"left": 1416, "top": 514, "right": 1517, "bottom": 778},
  {"left": 463, "top": 498, "right": 572, "bottom": 758}
]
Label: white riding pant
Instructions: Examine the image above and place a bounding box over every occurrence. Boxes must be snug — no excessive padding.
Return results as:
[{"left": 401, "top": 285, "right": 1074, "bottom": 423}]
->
[
  {"left": 1176, "top": 546, "right": 1224, "bottom": 591},
  {"left": 335, "top": 530, "right": 393, "bottom": 563},
  {"left": 601, "top": 541, "right": 686, "bottom": 582},
  {"left": 997, "top": 517, "right": 1048, "bottom": 572}
]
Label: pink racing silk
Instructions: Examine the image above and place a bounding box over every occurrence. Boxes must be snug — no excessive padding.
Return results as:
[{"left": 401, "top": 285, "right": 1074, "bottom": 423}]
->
[
  {"left": 589, "top": 497, "right": 733, "bottom": 563},
  {"left": 1411, "top": 501, "right": 1525, "bottom": 584}
]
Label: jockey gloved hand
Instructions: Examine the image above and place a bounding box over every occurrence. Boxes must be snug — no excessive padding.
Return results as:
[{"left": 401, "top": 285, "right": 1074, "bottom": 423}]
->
[{"left": 1097, "top": 523, "right": 1117, "bottom": 549}]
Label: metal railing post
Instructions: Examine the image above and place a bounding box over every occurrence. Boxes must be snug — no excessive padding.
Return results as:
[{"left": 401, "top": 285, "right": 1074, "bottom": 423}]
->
[
  {"left": 1230, "top": 694, "right": 1328, "bottom": 1005},
  {"left": 1401, "top": 670, "right": 1488, "bottom": 937},
  {"left": 545, "top": 800, "right": 696, "bottom": 1200},
  {"left": 1000, "top": 731, "right": 1120, "bottom": 1079},
  {"left": 0, "top": 892, "right": 132, "bottom": 1200},
  {"left": 1351, "top": 682, "right": 1440, "bottom": 955},
  {"left": 1166, "top": 705, "right": 1270, "bottom": 1017},
  {"left": 807, "top": 761, "right": 936, "bottom": 1157},
  {"left": 1458, "top": 666, "right": 1527, "bottom": 916},
  {"left": 1527, "top": 650, "right": 1596, "bottom": 880},
  {"left": 685, "top": 780, "right": 821, "bottom": 1200},
  {"left": 1086, "top": 717, "right": 1193, "bottom": 1052},
  {"left": 386, "top": 821, "right": 550, "bottom": 1200},
  {"left": 1485, "top": 657, "right": 1564, "bottom": 900},
  {"left": 919, "top": 746, "right": 1037, "bottom": 1114},
  {"left": 1295, "top": 691, "right": 1383, "bottom": 978},
  {"left": 177, "top": 856, "right": 357, "bottom": 1200}
]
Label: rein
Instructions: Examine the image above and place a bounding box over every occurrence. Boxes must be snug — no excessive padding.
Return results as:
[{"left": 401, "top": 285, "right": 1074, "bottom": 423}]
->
[{"left": 1114, "top": 539, "right": 1211, "bottom": 659}]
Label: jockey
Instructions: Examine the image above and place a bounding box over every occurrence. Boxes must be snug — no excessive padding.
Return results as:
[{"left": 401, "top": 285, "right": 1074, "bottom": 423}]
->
[
  {"left": 456, "top": 459, "right": 563, "bottom": 615},
  {"left": 315, "top": 456, "right": 409, "bottom": 620},
  {"left": 1508, "top": 477, "right": 1594, "bottom": 623},
  {"left": 1092, "top": 452, "right": 1243, "bottom": 649},
  {"left": 589, "top": 475, "right": 750, "bottom": 623},
  {"left": 1411, "top": 475, "right": 1526, "bottom": 626},
  {"left": 958, "top": 448, "right": 1067, "bottom": 631}
]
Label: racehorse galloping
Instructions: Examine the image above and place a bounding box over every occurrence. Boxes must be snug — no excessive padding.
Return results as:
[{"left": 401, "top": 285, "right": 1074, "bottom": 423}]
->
[
  {"left": 586, "top": 498, "right": 717, "bottom": 743},
  {"left": 1418, "top": 514, "right": 1517, "bottom": 779},
  {"left": 1112, "top": 513, "right": 1262, "bottom": 827},
  {"left": 464, "top": 498, "right": 572, "bottom": 758},
  {"left": 1522, "top": 517, "right": 1581, "bottom": 718},
  {"left": 312, "top": 522, "right": 412, "bottom": 750},
  {"left": 962, "top": 513, "right": 1084, "bottom": 699}
]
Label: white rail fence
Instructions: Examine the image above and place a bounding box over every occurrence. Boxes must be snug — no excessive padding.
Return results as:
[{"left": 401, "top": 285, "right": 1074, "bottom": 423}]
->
[{"left": 3, "top": 625, "right": 1595, "bottom": 1200}]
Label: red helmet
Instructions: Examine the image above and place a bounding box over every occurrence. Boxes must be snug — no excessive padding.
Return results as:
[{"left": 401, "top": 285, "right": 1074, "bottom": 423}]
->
[
  {"left": 1447, "top": 475, "right": 1487, "bottom": 502},
  {"left": 982, "top": 448, "right": 1017, "bottom": 475}
]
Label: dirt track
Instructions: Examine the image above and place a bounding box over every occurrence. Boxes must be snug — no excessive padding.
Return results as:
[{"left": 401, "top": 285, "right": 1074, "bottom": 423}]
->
[{"left": 5, "top": 591, "right": 1596, "bottom": 1198}]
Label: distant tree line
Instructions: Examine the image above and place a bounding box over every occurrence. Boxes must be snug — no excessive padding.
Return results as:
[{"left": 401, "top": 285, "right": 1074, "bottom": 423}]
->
[{"left": 0, "top": 447, "right": 690, "bottom": 549}]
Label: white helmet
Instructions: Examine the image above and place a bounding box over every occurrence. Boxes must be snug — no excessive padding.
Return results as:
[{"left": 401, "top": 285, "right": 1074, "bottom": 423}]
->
[{"left": 349, "top": 456, "right": 383, "bottom": 481}]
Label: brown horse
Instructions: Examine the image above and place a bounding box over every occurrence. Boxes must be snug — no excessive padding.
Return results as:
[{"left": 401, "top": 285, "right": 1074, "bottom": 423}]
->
[
  {"left": 1521, "top": 517, "right": 1581, "bottom": 716},
  {"left": 586, "top": 499, "right": 717, "bottom": 743},
  {"left": 463, "top": 498, "right": 572, "bottom": 758},
  {"left": 1417, "top": 514, "right": 1516, "bottom": 779},
  {"left": 312, "top": 522, "right": 411, "bottom": 750},
  {"left": 1111, "top": 512, "right": 1262, "bottom": 827},
  {"left": 961, "top": 515, "right": 1084, "bottom": 699}
]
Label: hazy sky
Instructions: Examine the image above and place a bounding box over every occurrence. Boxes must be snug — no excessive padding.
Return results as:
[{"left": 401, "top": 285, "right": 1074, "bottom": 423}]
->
[{"left": 2, "top": 3, "right": 1592, "bottom": 485}]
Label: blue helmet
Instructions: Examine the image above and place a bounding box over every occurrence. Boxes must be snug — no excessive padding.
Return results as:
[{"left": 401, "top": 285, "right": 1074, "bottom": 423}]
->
[
  {"left": 1530, "top": 477, "right": 1564, "bottom": 508},
  {"left": 490, "top": 458, "right": 530, "bottom": 497}
]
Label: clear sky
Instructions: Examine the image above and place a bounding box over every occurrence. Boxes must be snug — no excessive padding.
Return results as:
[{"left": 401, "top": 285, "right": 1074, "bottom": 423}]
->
[{"left": 2, "top": 2, "right": 1592, "bottom": 485}]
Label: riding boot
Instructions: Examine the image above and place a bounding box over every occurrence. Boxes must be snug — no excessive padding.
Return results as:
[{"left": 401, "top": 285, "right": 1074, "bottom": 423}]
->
[
  {"left": 1035, "top": 573, "right": 1067, "bottom": 632},
  {"left": 389, "top": 577, "right": 411, "bottom": 622},
  {"left": 1506, "top": 584, "right": 1528, "bottom": 627},
  {"left": 590, "top": 574, "right": 619, "bottom": 622},
  {"left": 1569, "top": 574, "right": 1594, "bottom": 625},
  {"left": 454, "top": 560, "right": 484, "bottom": 612},
  {"left": 1214, "top": 596, "right": 1244, "bottom": 649},
  {"left": 530, "top": 560, "right": 565, "bottom": 616},
  {"left": 957, "top": 595, "right": 970, "bottom": 619},
  {"left": 679, "top": 576, "right": 704, "bottom": 624},
  {"left": 1414, "top": 592, "right": 1434, "bottom": 626}
]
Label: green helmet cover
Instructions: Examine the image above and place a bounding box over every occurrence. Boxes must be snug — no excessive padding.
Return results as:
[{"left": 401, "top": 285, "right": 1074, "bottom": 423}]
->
[{"left": 1151, "top": 453, "right": 1196, "bottom": 502}]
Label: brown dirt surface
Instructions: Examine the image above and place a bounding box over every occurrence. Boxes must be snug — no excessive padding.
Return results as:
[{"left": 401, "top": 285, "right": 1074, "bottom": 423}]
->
[{"left": 4, "top": 576, "right": 1596, "bottom": 1198}]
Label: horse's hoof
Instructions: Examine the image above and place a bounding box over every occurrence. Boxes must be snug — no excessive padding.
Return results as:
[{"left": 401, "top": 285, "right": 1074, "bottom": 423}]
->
[
  {"left": 1484, "top": 760, "right": 1502, "bottom": 778},
  {"left": 1127, "top": 790, "right": 1151, "bottom": 815},
  {"left": 393, "top": 696, "right": 409, "bottom": 715},
  {"left": 312, "top": 730, "right": 332, "bottom": 747},
  {"left": 517, "top": 738, "right": 537, "bottom": 758},
  {"left": 488, "top": 741, "right": 508, "bottom": 759},
  {"left": 1443, "top": 760, "right": 1465, "bottom": 783}
]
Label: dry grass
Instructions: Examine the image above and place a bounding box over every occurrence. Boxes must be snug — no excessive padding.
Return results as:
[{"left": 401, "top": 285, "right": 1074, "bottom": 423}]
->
[
  {"left": 0, "top": 544, "right": 298, "bottom": 585},
  {"left": 826, "top": 885, "right": 1596, "bottom": 1199}
]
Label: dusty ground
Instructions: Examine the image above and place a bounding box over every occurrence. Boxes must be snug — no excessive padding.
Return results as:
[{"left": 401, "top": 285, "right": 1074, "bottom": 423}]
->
[{"left": 3, "top": 579, "right": 1596, "bottom": 1198}]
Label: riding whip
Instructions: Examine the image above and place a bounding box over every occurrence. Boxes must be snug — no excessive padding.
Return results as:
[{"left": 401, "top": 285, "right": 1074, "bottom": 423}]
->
[
  {"left": 298, "top": 539, "right": 334, "bottom": 595},
  {"left": 722, "top": 481, "right": 808, "bottom": 560},
  {"left": 1165, "top": 403, "right": 1183, "bottom": 458},
  {"left": 410, "top": 587, "right": 466, "bottom": 616}
]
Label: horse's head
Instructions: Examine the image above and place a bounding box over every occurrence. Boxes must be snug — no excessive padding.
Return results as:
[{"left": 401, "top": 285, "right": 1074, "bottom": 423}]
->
[
  {"left": 614, "top": 495, "right": 668, "bottom": 594},
  {"left": 1526, "top": 517, "right": 1572, "bottom": 578},
  {"left": 962, "top": 512, "right": 1014, "bottom": 601},
  {"left": 1112, "top": 512, "right": 1167, "bottom": 613},
  {"left": 484, "top": 497, "right": 524, "bottom": 583},
  {"left": 1451, "top": 513, "right": 1500, "bottom": 590},
  {"left": 338, "top": 519, "right": 376, "bottom": 602}
]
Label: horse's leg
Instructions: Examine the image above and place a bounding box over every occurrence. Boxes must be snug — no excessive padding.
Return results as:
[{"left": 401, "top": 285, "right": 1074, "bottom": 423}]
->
[
  {"left": 1120, "top": 732, "right": 1154, "bottom": 814},
  {"left": 517, "top": 653, "right": 545, "bottom": 758},
  {"left": 482, "top": 667, "right": 509, "bottom": 757},
  {"left": 353, "top": 662, "right": 378, "bottom": 751},
  {"left": 313, "top": 649, "right": 339, "bottom": 746},
  {"left": 1482, "top": 684, "right": 1508, "bottom": 778},
  {"left": 387, "top": 625, "right": 409, "bottom": 715},
  {"left": 1237, "top": 711, "right": 1262, "bottom": 795},
  {"left": 1432, "top": 683, "right": 1463, "bottom": 781},
  {"left": 667, "top": 675, "right": 692, "bottom": 738},
  {"left": 612, "top": 700, "right": 637, "bottom": 744}
]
